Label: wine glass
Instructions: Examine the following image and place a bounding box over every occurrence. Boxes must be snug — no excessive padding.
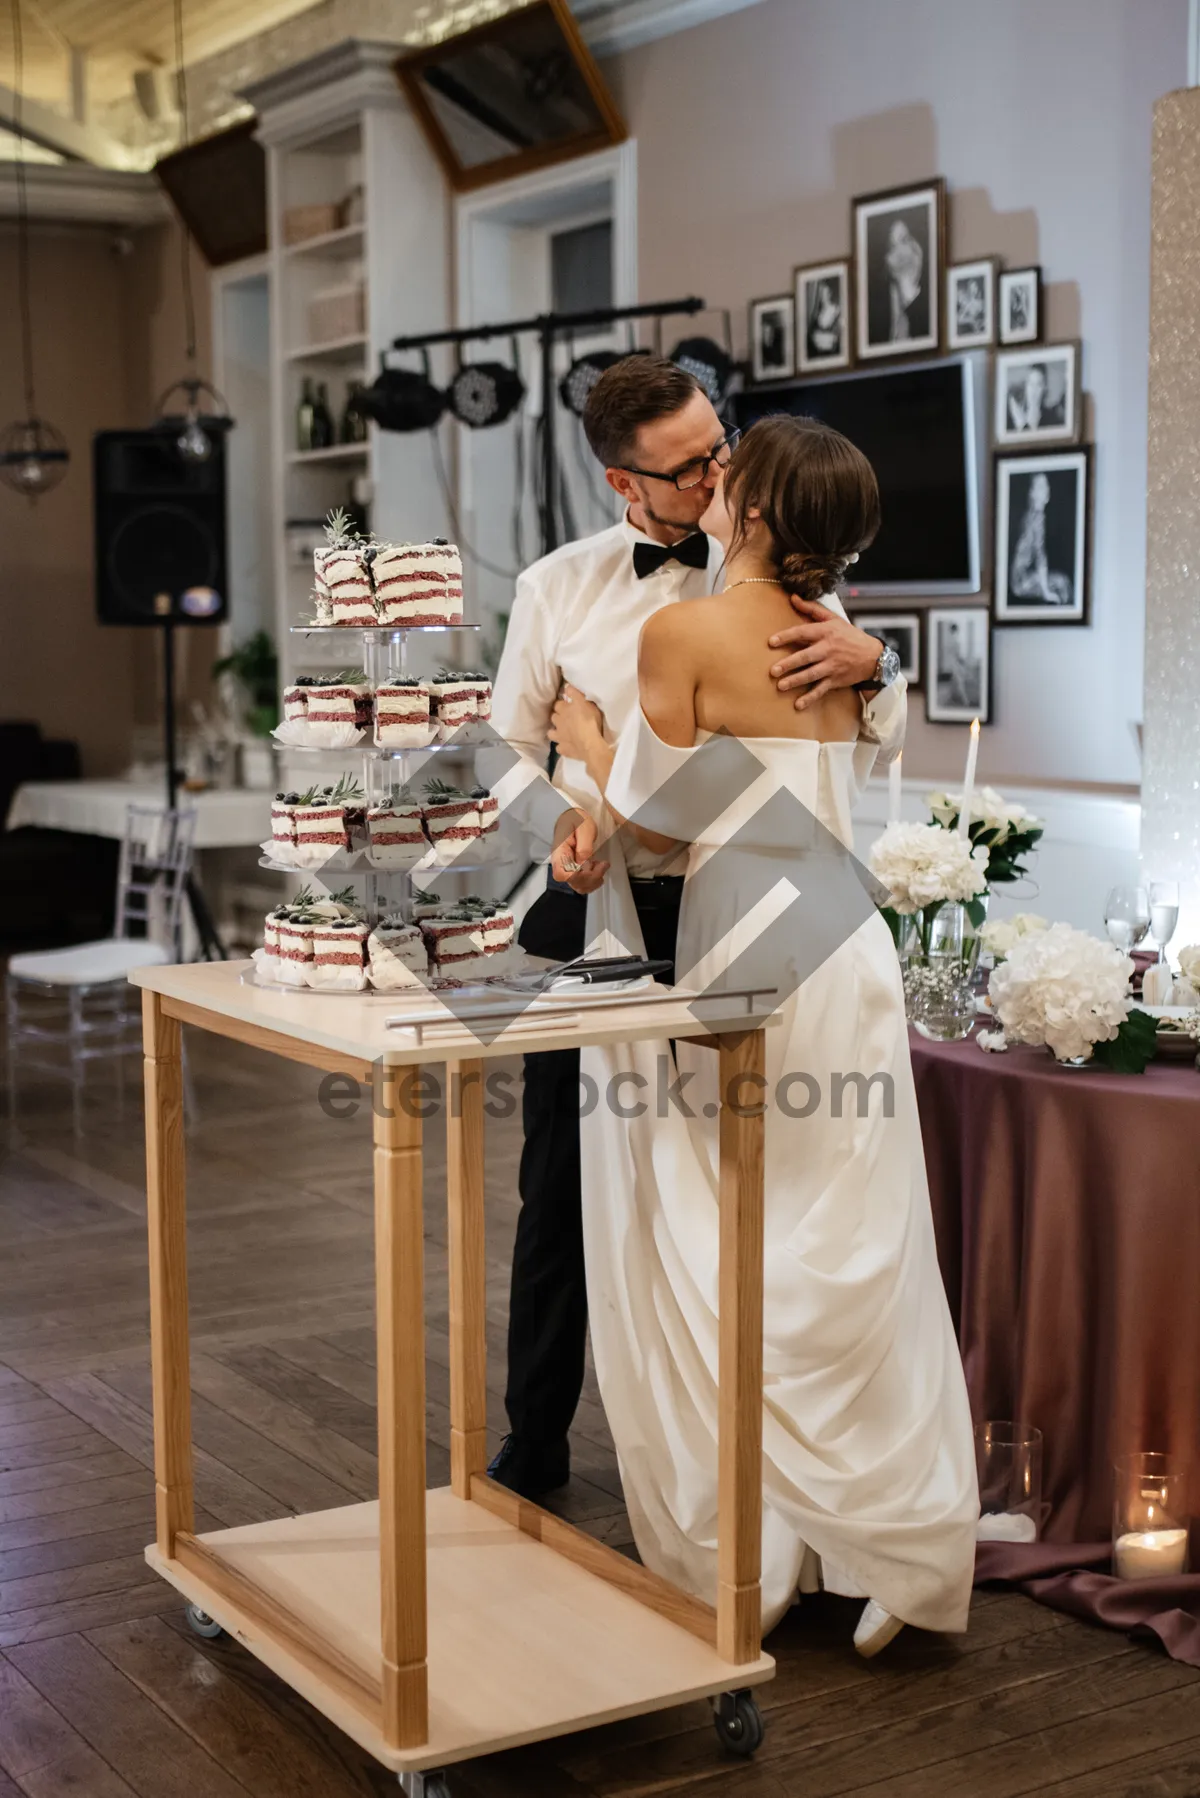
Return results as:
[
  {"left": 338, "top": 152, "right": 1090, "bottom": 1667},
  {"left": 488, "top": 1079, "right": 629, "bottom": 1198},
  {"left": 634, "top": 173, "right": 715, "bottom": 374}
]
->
[
  {"left": 1148, "top": 880, "right": 1180, "bottom": 965},
  {"left": 1104, "top": 885, "right": 1151, "bottom": 953}
]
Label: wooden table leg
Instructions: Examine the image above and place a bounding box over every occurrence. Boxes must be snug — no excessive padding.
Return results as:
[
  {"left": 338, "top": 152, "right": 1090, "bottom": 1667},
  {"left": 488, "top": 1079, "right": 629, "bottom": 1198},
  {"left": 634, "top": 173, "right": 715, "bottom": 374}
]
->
[
  {"left": 716, "top": 1029, "right": 765, "bottom": 1665},
  {"left": 447, "top": 1058, "right": 487, "bottom": 1499},
  {"left": 142, "top": 990, "right": 194, "bottom": 1558},
  {"left": 374, "top": 1062, "right": 428, "bottom": 1749}
]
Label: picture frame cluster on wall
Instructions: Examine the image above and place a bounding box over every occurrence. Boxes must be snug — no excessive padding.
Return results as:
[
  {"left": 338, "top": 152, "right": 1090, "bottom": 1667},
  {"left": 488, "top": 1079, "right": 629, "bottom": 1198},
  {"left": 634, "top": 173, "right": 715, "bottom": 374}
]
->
[
  {"left": 747, "top": 172, "right": 1095, "bottom": 719},
  {"left": 848, "top": 606, "right": 993, "bottom": 724},
  {"left": 749, "top": 179, "right": 1052, "bottom": 379}
]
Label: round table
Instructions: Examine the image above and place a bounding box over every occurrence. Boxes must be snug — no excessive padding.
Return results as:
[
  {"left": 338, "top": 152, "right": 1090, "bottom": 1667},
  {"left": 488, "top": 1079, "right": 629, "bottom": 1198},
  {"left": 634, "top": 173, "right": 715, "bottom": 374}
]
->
[{"left": 912, "top": 1030, "right": 1200, "bottom": 1542}]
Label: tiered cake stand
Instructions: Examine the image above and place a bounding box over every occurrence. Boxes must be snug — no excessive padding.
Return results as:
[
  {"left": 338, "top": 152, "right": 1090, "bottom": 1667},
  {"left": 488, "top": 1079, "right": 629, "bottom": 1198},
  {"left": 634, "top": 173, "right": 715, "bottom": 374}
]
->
[{"left": 259, "top": 622, "right": 514, "bottom": 985}]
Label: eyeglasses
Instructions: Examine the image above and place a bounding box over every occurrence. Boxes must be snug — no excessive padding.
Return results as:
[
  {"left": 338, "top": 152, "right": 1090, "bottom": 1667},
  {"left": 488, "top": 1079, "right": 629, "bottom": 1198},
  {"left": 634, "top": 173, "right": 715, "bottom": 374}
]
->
[{"left": 621, "top": 428, "right": 740, "bottom": 492}]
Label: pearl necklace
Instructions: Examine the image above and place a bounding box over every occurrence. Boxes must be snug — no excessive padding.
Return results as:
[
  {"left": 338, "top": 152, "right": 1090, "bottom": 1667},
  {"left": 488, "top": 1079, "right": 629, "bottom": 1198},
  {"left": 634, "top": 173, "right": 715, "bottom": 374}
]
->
[{"left": 722, "top": 577, "right": 785, "bottom": 591}]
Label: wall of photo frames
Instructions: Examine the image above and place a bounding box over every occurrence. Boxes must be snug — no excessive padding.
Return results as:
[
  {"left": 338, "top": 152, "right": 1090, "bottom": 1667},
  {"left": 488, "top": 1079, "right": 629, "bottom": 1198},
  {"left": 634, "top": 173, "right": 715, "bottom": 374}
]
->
[{"left": 745, "top": 175, "right": 1094, "bottom": 731}]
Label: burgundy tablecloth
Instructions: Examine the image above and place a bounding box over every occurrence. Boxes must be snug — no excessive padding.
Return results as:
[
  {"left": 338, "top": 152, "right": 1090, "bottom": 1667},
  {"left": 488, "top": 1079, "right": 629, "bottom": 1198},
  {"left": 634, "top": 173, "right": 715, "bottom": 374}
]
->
[{"left": 913, "top": 1032, "right": 1200, "bottom": 1544}]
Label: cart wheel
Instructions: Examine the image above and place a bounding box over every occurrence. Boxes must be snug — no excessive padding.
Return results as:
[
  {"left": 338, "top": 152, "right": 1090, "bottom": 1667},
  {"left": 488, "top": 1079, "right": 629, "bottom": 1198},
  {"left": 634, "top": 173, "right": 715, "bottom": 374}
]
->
[
  {"left": 398, "top": 1775, "right": 452, "bottom": 1797},
  {"left": 713, "top": 1689, "right": 764, "bottom": 1758},
  {"left": 184, "top": 1603, "right": 226, "bottom": 1640}
]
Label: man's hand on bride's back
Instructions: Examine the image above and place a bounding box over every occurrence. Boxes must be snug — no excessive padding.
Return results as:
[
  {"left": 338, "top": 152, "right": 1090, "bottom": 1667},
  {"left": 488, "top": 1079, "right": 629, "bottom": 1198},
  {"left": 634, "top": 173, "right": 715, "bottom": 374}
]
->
[
  {"left": 767, "top": 598, "right": 881, "bottom": 712},
  {"left": 551, "top": 811, "right": 609, "bottom": 895}
]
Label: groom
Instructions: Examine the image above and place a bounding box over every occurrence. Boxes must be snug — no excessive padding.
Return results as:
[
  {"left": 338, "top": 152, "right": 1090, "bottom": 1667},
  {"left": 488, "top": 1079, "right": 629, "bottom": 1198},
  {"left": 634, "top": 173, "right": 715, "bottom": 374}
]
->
[{"left": 488, "top": 355, "right": 898, "bottom": 1499}]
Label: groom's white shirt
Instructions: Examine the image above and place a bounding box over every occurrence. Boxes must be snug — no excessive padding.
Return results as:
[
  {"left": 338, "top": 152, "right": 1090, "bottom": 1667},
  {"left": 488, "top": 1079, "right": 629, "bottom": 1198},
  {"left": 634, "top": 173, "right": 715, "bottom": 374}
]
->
[
  {"left": 489, "top": 512, "right": 723, "bottom": 872},
  {"left": 488, "top": 510, "right": 907, "bottom": 870}
]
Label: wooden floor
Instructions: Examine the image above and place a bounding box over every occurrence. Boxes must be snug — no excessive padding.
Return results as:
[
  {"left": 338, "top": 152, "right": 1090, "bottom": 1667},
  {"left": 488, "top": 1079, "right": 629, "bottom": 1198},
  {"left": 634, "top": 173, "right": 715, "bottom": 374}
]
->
[{"left": 3, "top": 1022, "right": 1200, "bottom": 1797}]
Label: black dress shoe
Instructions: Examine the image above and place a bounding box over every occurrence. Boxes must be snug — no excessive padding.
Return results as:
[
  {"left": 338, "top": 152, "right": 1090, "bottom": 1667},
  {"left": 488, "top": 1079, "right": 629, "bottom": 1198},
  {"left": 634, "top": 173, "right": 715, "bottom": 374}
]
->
[{"left": 487, "top": 1434, "right": 570, "bottom": 1499}]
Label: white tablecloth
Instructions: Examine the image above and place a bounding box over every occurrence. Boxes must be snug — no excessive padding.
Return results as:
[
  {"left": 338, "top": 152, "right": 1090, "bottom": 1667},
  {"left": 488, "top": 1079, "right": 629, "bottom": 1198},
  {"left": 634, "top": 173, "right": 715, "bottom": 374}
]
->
[{"left": 5, "top": 781, "right": 271, "bottom": 850}]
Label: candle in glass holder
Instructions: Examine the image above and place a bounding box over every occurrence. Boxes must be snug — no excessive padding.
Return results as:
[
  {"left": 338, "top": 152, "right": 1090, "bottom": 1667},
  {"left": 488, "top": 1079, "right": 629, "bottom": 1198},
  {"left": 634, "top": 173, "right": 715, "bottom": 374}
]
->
[
  {"left": 1114, "top": 1528, "right": 1188, "bottom": 1579},
  {"left": 1113, "top": 1452, "right": 1188, "bottom": 1580}
]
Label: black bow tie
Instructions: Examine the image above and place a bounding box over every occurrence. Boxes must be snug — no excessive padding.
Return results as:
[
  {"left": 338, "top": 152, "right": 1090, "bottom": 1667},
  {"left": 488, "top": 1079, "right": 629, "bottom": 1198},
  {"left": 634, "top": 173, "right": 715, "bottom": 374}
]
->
[{"left": 632, "top": 533, "right": 710, "bottom": 580}]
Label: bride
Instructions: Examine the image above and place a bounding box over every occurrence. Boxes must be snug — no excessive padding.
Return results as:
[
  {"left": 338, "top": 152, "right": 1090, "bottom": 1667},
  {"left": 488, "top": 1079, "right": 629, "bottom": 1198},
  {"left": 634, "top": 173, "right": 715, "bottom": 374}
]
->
[{"left": 546, "top": 414, "right": 978, "bottom": 1656}]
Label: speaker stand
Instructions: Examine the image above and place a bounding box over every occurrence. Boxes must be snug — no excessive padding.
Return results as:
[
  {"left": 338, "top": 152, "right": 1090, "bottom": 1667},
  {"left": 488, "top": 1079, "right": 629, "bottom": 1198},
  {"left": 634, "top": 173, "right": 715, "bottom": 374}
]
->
[{"left": 161, "top": 619, "right": 227, "bottom": 963}]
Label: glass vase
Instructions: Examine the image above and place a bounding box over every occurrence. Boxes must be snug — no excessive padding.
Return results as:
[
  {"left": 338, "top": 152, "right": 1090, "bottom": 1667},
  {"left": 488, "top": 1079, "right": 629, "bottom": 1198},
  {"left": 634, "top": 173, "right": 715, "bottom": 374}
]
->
[{"left": 905, "top": 901, "right": 983, "bottom": 1041}]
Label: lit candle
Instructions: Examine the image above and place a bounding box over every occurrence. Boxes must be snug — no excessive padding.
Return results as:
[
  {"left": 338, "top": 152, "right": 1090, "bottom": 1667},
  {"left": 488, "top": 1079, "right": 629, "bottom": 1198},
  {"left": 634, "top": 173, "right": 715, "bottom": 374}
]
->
[
  {"left": 1114, "top": 1528, "right": 1189, "bottom": 1579},
  {"left": 958, "top": 717, "right": 980, "bottom": 837},
  {"left": 888, "top": 752, "right": 902, "bottom": 825}
]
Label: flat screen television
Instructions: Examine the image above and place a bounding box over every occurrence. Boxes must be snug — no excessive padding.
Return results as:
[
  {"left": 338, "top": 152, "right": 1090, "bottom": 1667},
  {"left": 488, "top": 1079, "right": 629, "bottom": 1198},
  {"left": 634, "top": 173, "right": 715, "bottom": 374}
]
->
[{"left": 732, "top": 353, "right": 986, "bottom": 596}]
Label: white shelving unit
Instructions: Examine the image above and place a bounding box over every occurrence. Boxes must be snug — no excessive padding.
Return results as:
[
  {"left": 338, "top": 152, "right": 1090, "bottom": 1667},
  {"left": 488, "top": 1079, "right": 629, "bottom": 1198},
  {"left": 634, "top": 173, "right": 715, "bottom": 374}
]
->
[{"left": 244, "top": 42, "right": 454, "bottom": 706}]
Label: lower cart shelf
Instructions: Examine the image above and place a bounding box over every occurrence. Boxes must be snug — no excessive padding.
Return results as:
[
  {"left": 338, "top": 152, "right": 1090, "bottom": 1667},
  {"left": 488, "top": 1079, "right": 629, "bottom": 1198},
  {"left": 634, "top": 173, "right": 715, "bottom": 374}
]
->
[{"left": 147, "top": 1487, "right": 774, "bottom": 1775}]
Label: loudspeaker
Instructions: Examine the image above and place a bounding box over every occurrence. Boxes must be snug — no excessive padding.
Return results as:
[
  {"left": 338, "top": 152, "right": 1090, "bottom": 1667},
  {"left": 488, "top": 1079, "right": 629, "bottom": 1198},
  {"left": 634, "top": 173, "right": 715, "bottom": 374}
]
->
[{"left": 94, "top": 428, "right": 228, "bottom": 626}]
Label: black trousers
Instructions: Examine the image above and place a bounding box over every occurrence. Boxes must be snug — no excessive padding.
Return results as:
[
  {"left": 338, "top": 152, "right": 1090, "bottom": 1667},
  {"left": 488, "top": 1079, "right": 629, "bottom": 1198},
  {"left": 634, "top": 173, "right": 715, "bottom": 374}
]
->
[{"left": 504, "top": 877, "right": 683, "bottom": 1447}]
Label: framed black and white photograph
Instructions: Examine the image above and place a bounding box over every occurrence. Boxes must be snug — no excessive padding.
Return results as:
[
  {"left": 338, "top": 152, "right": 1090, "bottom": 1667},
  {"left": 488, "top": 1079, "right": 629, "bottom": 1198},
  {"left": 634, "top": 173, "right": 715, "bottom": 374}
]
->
[
  {"left": 795, "top": 259, "right": 851, "bottom": 372},
  {"left": 749, "top": 294, "right": 795, "bottom": 383},
  {"left": 925, "top": 607, "right": 992, "bottom": 724},
  {"left": 994, "top": 447, "right": 1091, "bottom": 626},
  {"left": 850, "top": 611, "right": 922, "bottom": 685},
  {"left": 998, "top": 266, "right": 1042, "bottom": 345},
  {"left": 853, "top": 178, "right": 945, "bottom": 362},
  {"left": 993, "top": 341, "right": 1080, "bottom": 447},
  {"left": 946, "top": 258, "right": 997, "bottom": 349}
]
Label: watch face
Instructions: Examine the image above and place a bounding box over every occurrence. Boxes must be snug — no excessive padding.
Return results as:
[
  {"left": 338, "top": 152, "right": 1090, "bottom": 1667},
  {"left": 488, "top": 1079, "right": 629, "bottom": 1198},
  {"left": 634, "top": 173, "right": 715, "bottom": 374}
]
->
[{"left": 878, "top": 644, "right": 902, "bottom": 684}]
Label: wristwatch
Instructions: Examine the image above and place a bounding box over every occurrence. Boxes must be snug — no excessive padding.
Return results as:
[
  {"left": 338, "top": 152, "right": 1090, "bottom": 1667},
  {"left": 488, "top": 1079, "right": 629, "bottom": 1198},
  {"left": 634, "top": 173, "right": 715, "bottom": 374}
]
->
[{"left": 853, "top": 638, "right": 901, "bottom": 692}]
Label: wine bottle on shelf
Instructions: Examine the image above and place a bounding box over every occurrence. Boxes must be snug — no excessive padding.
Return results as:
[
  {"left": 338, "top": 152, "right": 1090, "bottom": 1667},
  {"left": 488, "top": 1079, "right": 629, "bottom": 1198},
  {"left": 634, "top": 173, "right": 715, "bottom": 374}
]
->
[
  {"left": 311, "top": 383, "right": 335, "bottom": 450},
  {"left": 296, "top": 377, "right": 316, "bottom": 452},
  {"left": 341, "top": 381, "right": 368, "bottom": 443}
]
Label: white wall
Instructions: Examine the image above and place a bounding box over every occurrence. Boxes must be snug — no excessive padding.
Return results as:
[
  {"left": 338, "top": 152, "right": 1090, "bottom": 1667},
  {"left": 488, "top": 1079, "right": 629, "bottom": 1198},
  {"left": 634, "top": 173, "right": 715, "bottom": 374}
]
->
[{"left": 603, "top": 0, "right": 1186, "bottom": 789}]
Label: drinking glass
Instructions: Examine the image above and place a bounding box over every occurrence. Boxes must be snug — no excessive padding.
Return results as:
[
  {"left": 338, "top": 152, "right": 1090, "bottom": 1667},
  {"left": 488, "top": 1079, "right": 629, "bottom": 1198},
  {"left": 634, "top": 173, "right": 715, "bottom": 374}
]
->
[
  {"left": 1104, "top": 885, "right": 1150, "bottom": 954},
  {"left": 1148, "top": 880, "right": 1180, "bottom": 965},
  {"left": 975, "top": 1421, "right": 1043, "bottom": 1543}
]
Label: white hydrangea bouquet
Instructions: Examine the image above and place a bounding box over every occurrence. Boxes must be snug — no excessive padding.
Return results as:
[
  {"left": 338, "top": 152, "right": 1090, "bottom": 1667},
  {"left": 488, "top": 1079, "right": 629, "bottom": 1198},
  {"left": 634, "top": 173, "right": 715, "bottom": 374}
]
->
[
  {"left": 984, "top": 921, "right": 1158, "bottom": 1071},
  {"left": 869, "top": 821, "right": 990, "bottom": 949},
  {"left": 926, "top": 785, "right": 1044, "bottom": 890}
]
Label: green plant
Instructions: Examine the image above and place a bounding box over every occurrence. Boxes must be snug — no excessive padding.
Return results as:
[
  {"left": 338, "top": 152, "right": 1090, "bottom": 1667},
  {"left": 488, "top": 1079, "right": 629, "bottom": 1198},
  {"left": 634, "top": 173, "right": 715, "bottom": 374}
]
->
[{"left": 213, "top": 630, "right": 279, "bottom": 737}]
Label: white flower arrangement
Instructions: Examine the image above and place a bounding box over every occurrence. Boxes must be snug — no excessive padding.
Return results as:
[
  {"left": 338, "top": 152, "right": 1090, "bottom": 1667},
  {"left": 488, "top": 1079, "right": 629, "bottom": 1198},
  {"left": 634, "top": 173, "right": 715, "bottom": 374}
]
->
[
  {"left": 1176, "top": 944, "right": 1200, "bottom": 988},
  {"left": 869, "top": 821, "right": 989, "bottom": 916},
  {"left": 987, "top": 922, "right": 1134, "bottom": 1063},
  {"left": 927, "top": 785, "right": 1040, "bottom": 843},
  {"left": 926, "top": 785, "right": 1044, "bottom": 889},
  {"left": 979, "top": 912, "right": 1050, "bottom": 961}
]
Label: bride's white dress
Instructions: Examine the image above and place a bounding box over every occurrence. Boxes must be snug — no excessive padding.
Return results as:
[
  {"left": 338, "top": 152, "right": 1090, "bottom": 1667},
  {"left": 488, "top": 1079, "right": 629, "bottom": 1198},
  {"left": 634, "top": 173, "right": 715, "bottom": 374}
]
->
[{"left": 579, "top": 703, "right": 979, "bottom": 1637}]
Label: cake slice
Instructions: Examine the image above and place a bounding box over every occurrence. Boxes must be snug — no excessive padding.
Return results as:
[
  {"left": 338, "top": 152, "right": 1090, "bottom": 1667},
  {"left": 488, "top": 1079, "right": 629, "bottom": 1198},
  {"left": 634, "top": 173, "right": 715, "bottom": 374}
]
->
[
  {"left": 472, "top": 787, "right": 500, "bottom": 834},
  {"left": 422, "top": 780, "right": 481, "bottom": 858},
  {"left": 319, "top": 547, "right": 376, "bottom": 625},
  {"left": 366, "top": 799, "right": 427, "bottom": 868},
  {"left": 276, "top": 912, "right": 317, "bottom": 986},
  {"left": 373, "top": 541, "right": 464, "bottom": 627},
  {"left": 375, "top": 677, "right": 433, "bottom": 747},
  {"left": 299, "top": 672, "right": 372, "bottom": 743},
  {"left": 308, "top": 919, "right": 369, "bottom": 990},
  {"left": 292, "top": 776, "right": 366, "bottom": 867},
  {"left": 282, "top": 685, "right": 307, "bottom": 724},
  {"left": 367, "top": 919, "right": 429, "bottom": 991},
  {"left": 429, "top": 669, "right": 491, "bottom": 739},
  {"left": 421, "top": 910, "right": 492, "bottom": 981},
  {"left": 270, "top": 792, "right": 300, "bottom": 864}
]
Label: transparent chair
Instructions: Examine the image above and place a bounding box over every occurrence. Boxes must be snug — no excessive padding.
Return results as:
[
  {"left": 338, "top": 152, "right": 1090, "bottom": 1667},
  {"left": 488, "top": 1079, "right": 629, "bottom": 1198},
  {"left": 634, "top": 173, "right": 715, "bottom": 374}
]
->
[{"left": 5, "top": 805, "right": 197, "bottom": 1128}]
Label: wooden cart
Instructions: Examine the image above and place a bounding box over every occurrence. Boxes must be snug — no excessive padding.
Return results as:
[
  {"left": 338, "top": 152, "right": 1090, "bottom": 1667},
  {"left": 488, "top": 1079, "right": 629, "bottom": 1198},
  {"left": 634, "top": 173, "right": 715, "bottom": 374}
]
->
[{"left": 131, "top": 962, "right": 776, "bottom": 1794}]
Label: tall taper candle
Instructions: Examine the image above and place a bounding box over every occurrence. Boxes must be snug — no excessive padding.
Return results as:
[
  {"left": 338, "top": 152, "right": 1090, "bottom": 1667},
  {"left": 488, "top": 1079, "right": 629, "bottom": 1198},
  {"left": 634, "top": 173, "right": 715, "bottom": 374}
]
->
[
  {"left": 889, "top": 752, "right": 902, "bottom": 825},
  {"left": 958, "top": 718, "right": 980, "bottom": 837}
]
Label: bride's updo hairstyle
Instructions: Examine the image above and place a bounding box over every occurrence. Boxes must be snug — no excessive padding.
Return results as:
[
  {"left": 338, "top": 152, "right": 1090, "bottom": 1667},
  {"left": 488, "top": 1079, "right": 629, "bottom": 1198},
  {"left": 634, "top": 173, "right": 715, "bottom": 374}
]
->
[{"left": 723, "top": 415, "right": 881, "bottom": 603}]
